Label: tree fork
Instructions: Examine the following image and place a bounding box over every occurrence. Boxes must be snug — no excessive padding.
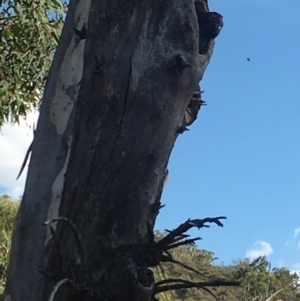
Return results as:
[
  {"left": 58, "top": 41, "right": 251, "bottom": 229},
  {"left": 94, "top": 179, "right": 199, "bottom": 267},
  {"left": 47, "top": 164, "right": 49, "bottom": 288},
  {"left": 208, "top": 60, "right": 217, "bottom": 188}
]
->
[{"left": 5, "top": 0, "right": 215, "bottom": 300}]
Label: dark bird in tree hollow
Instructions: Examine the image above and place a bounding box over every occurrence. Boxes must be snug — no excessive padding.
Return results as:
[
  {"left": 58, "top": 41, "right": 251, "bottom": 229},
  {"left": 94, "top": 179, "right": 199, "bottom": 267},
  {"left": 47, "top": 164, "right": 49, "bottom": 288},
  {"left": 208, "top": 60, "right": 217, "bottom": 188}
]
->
[
  {"left": 197, "top": 11, "right": 224, "bottom": 54},
  {"left": 179, "top": 11, "right": 223, "bottom": 132}
]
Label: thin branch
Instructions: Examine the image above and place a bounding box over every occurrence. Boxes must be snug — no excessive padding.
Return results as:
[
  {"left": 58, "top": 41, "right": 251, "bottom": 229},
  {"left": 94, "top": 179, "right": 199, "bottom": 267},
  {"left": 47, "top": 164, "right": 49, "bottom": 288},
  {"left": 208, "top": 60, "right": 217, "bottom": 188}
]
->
[
  {"left": 159, "top": 204, "right": 166, "bottom": 210},
  {"left": 160, "top": 234, "right": 193, "bottom": 249},
  {"left": 155, "top": 278, "right": 240, "bottom": 294},
  {"left": 157, "top": 264, "right": 176, "bottom": 301},
  {"left": 196, "top": 285, "right": 218, "bottom": 300},
  {"left": 37, "top": 266, "right": 56, "bottom": 279},
  {"left": 165, "top": 237, "right": 201, "bottom": 251},
  {"left": 43, "top": 217, "right": 85, "bottom": 264},
  {"left": 157, "top": 217, "right": 226, "bottom": 252},
  {"left": 16, "top": 141, "right": 33, "bottom": 180},
  {"left": 164, "top": 232, "right": 190, "bottom": 239},
  {"left": 160, "top": 255, "right": 206, "bottom": 278},
  {"left": 48, "top": 278, "right": 76, "bottom": 301},
  {"left": 156, "top": 278, "right": 240, "bottom": 287},
  {"left": 265, "top": 286, "right": 291, "bottom": 301}
]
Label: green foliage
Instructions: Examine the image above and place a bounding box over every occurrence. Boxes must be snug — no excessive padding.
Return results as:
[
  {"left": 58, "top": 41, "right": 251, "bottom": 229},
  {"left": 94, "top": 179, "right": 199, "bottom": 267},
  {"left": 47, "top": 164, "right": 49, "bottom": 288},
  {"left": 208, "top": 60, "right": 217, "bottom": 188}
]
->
[
  {"left": 0, "top": 195, "right": 20, "bottom": 296},
  {"left": 154, "top": 231, "right": 300, "bottom": 301},
  {"left": 232, "top": 257, "right": 300, "bottom": 301},
  {"left": 0, "top": 0, "right": 67, "bottom": 126}
]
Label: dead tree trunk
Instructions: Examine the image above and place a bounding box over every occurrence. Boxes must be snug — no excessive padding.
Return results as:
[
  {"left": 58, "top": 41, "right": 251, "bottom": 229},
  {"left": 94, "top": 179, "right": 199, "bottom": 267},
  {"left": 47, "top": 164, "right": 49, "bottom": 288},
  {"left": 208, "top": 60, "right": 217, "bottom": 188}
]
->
[{"left": 5, "top": 0, "right": 215, "bottom": 300}]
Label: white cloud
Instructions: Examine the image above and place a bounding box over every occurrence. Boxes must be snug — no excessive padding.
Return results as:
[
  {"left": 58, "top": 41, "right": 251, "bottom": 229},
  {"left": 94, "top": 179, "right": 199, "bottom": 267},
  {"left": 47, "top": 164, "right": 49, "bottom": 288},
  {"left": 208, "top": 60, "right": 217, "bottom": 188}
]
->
[
  {"left": 277, "top": 260, "right": 285, "bottom": 268},
  {"left": 246, "top": 241, "right": 273, "bottom": 260},
  {"left": 290, "top": 263, "right": 300, "bottom": 277},
  {"left": 294, "top": 228, "right": 300, "bottom": 238},
  {"left": 0, "top": 111, "right": 39, "bottom": 198}
]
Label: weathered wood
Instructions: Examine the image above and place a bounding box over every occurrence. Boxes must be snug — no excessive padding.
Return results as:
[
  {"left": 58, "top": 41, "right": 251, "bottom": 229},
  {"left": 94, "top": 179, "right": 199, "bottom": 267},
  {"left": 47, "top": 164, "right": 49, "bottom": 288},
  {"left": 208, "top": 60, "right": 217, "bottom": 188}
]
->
[
  {"left": 5, "top": 0, "right": 215, "bottom": 300},
  {"left": 4, "top": 1, "right": 90, "bottom": 300}
]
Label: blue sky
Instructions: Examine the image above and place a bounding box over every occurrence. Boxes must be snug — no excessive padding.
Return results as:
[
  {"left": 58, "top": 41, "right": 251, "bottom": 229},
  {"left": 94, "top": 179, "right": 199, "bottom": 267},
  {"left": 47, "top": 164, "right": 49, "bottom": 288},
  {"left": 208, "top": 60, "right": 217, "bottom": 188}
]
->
[
  {"left": 1, "top": 0, "right": 300, "bottom": 271},
  {"left": 156, "top": 0, "right": 300, "bottom": 270}
]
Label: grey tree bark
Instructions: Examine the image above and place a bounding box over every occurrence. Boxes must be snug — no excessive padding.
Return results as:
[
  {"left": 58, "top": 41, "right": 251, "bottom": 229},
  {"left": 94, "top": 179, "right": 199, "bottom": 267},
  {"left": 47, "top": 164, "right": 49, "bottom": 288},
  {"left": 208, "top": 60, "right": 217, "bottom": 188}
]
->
[{"left": 4, "top": 0, "right": 215, "bottom": 300}]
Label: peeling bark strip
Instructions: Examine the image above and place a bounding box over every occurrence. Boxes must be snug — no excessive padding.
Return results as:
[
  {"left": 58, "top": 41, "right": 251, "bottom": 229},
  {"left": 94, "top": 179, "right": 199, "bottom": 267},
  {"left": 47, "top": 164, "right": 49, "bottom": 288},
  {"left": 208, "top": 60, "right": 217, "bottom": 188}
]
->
[
  {"left": 5, "top": 0, "right": 218, "bottom": 301},
  {"left": 45, "top": 138, "right": 72, "bottom": 245},
  {"left": 5, "top": 1, "right": 90, "bottom": 301},
  {"left": 48, "top": 0, "right": 91, "bottom": 240},
  {"left": 50, "top": 0, "right": 91, "bottom": 135}
]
